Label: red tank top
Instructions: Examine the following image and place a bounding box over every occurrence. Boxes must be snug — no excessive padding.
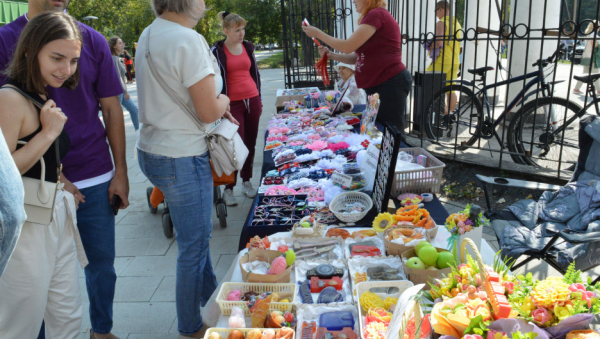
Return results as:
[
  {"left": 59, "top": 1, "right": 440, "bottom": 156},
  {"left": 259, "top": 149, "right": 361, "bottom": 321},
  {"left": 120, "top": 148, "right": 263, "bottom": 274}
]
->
[{"left": 224, "top": 45, "right": 259, "bottom": 101}]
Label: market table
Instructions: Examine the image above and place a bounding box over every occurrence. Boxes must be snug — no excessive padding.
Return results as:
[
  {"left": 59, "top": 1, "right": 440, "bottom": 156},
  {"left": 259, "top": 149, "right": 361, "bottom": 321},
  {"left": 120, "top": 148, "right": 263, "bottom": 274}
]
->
[
  {"left": 239, "top": 105, "right": 449, "bottom": 250},
  {"left": 205, "top": 227, "right": 499, "bottom": 328}
]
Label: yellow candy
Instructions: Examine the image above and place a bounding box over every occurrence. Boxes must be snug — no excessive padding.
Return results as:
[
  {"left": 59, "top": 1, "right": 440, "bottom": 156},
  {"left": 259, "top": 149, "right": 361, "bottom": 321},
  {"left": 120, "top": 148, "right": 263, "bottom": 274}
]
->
[
  {"left": 383, "top": 297, "right": 398, "bottom": 311},
  {"left": 359, "top": 291, "right": 385, "bottom": 313}
]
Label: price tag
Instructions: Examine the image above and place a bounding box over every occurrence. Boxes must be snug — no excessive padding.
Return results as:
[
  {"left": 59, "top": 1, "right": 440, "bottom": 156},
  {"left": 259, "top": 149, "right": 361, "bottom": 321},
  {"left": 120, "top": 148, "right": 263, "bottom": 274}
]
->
[
  {"left": 331, "top": 172, "right": 353, "bottom": 187},
  {"left": 364, "top": 143, "right": 380, "bottom": 170}
]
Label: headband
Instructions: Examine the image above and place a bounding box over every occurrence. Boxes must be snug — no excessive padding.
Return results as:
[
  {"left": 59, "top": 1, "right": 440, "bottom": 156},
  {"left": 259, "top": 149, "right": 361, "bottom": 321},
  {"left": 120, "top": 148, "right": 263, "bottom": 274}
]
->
[{"left": 223, "top": 11, "right": 230, "bottom": 19}]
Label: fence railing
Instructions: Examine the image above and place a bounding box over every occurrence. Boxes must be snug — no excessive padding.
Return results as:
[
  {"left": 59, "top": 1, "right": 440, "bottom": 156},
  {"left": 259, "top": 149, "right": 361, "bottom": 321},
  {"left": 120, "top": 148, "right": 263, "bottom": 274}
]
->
[{"left": 281, "top": 0, "right": 600, "bottom": 179}]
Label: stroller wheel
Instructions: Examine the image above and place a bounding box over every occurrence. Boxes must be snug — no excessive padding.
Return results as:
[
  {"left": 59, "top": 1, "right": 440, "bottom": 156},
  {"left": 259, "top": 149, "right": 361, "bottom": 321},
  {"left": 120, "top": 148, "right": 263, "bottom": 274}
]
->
[
  {"left": 147, "top": 187, "right": 158, "bottom": 214},
  {"left": 162, "top": 212, "right": 174, "bottom": 238},
  {"left": 217, "top": 203, "right": 227, "bottom": 228}
]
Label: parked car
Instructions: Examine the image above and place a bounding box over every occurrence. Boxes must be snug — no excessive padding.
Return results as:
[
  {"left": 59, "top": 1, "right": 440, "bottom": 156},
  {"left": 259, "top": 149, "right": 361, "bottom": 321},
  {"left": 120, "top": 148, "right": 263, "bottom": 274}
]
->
[
  {"left": 559, "top": 39, "right": 574, "bottom": 60},
  {"left": 571, "top": 40, "right": 586, "bottom": 64}
]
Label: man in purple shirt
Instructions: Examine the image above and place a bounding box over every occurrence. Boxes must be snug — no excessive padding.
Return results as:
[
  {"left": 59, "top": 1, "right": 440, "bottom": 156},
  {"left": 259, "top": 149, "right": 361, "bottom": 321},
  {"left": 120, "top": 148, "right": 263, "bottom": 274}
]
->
[{"left": 0, "top": 1, "right": 130, "bottom": 338}]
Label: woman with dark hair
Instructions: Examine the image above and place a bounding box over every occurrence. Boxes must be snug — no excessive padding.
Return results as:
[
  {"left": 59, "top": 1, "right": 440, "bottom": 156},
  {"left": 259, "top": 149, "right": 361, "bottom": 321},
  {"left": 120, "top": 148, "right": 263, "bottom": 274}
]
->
[
  {"left": 211, "top": 11, "right": 262, "bottom": 206},
  {"left": 108, "top": 36, "right": 140, "bottom": 131},
  {"left": 302, "top": 0, "right": 412, "bottom": 139},
  {"left": 0, "top": 11, "right": 87, "bottom": 338},
  {"left": 136, "top": 0, "right": 238, "bottom": 337}
]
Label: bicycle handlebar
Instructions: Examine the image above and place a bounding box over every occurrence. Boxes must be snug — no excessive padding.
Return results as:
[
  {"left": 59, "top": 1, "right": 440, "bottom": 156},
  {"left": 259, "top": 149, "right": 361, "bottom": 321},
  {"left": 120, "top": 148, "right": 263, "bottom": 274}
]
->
[{"left": 531, "top": 47, "right": 563, "bottom": 68}]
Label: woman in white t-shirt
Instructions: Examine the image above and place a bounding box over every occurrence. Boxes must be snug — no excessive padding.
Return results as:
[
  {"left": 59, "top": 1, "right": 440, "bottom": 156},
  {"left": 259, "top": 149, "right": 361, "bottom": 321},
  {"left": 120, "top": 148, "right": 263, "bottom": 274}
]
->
[{"left": 135, "top": 1, "right": 238, "bottom": 338}]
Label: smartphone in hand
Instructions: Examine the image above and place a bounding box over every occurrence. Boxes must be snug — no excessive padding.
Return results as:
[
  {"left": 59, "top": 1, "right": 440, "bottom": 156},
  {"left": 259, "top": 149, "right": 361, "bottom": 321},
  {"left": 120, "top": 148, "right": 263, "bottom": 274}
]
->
[{"left": 112, "top": 194, "right": 122, "bottom": 216}]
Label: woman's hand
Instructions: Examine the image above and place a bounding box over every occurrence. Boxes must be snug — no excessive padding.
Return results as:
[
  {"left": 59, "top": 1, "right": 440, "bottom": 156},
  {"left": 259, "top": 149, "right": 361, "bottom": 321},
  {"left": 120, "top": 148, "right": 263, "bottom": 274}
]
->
[
  {"left": 124, "top": 93, "right": 130, "bottom": 101},
  {"left": 318, "top": 46, "right": 330, "bottom": 58},
  {"left": 302, "top": 24, "right": 322, "bottom": 39},
  {"left": 40, "top": 99, "right": 67, "bottom": 140},
  {"left": 62, "top": 174, "right": 85, "bottom": 209},
  {"left": 223, "top": 109, "right": 240, "bottom": 126}
]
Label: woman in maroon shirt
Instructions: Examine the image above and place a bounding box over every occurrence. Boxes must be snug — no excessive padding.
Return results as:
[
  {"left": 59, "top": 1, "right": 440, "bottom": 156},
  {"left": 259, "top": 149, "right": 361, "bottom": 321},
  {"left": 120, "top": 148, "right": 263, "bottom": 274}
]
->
[{"left": 303, "top": 0, "right": 411, "bottom": 140}]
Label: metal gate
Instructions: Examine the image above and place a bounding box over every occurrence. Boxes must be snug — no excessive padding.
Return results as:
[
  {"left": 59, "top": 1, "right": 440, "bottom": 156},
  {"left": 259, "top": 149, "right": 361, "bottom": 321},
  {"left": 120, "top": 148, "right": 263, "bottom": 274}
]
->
[{"left": 281, "top": 0, "right": 356, "bottom": 89}]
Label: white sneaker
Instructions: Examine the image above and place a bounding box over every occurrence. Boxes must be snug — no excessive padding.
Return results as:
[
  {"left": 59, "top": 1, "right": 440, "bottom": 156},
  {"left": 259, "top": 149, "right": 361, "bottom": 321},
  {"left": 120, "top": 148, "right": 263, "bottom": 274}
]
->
[
  {"left": 223, "top": 189, "right": 238, "bottom": 206},
  {"left": 242, "top": 182, "right": 257, "bottom": 198}
]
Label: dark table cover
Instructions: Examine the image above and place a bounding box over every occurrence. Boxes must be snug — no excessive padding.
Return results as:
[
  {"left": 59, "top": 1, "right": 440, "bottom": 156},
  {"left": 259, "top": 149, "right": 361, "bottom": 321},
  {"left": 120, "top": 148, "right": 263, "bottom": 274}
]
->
[{"left": 238, "top": 104, "right": 449, "bottom": 250}]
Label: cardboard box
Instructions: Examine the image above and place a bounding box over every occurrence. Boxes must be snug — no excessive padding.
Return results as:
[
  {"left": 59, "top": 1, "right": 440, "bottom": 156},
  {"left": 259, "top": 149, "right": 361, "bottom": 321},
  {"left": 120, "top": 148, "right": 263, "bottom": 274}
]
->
[
  {"left": 401, "top": 247, "right": 452, "bottom": 290},
  {"left": 239, "top": 249, "right": 292, "bottom": 283},
  {"left": 384, "top": 226, "right": 431, "bottom": 256}
]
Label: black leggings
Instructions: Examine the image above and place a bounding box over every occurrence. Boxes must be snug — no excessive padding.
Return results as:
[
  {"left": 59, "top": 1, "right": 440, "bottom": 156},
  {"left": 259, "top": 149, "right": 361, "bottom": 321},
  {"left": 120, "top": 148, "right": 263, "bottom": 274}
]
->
[{"left": 364, "top": 69, "right": 412, "bottom": 141}]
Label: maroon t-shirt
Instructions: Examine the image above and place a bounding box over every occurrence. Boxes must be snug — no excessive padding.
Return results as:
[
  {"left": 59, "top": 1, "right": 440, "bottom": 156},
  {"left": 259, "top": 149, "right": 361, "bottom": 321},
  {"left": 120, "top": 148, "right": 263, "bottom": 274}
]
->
[{"left": 354, "top": 7, "right": 406, "bottom": 89}]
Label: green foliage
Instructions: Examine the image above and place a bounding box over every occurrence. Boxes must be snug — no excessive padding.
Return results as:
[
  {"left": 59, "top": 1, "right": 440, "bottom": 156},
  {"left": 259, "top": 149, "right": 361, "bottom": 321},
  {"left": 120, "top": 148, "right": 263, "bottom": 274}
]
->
[
  {"left": 563, "top": 262, "right": 582, "bottom": 285},
  {"left": 463, "top": 315, "right": 488, "bottom": 336},
  {"left": 67, "top": 0, "right": 282, "bottom": 55},
  {"left": 493, "top": 250, "right": 516, "bottom": 278},
  {"left": 257, "top": 51, "right": 284, "bottom": 68},
  {"left": 512, "top": 331, "right": 538, "bottom": 339}
]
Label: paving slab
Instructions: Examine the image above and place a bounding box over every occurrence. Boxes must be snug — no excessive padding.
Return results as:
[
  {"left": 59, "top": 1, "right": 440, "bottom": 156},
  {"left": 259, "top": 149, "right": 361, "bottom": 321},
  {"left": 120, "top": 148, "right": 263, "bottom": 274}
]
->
[
  {"left": 150, "top": 276, "right": 176, "bottom": 302},
  {"left": 113, "top": 276, "right": 164, "bottom": 302},
  {"left": 115, "top": 237, "right": 174, "bottom": 257}
]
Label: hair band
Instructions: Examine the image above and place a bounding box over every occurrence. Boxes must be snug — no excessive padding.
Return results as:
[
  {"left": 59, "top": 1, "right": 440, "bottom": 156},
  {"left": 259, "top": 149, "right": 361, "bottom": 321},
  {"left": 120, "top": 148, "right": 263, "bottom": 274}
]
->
[{"left": 222, "top": 11, "right": 230, "bottom": 19}]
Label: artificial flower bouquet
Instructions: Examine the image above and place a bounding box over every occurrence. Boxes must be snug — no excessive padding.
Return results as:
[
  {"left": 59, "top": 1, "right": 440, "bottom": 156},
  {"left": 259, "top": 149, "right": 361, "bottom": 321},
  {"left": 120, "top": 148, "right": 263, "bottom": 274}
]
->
[
  {"left": 445, "top": 204, "right": 489, "bottom": 258},
  {"left": 508, "top": 263, "right": 600, "bottom": 337}
]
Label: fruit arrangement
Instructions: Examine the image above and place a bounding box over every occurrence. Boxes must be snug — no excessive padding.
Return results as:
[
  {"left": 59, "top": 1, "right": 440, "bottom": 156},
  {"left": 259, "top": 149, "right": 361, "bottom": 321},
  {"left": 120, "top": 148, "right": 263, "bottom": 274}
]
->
[
  {"left": 393, "top": 205, "right": 436, "bottom": 229},
  {"left": 431, "top": 294, "right": 493, "bottom": 338},
  {"left": 444, "top": 205, "right": 488, "bottom": 237},
  {"left": 404, "top": 241, "right": 455, "bottom": 271}
]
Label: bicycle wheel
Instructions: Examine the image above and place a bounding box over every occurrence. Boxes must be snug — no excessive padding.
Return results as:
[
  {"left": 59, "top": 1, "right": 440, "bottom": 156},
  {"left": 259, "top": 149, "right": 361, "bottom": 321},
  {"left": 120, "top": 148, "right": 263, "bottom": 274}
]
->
[
  {"left": 424, "top": 85, "right": 483, "bottom": 148},
  {"left": 508, "top": 97, "right": 582, "bottom": 170}
]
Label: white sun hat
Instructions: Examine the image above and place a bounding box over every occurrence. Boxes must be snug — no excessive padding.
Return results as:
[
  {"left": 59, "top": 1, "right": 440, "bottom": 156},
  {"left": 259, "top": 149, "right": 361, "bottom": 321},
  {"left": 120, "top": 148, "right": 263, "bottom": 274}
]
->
[{"left": 334, "top": 62, "right": 356, "bottom": 73}]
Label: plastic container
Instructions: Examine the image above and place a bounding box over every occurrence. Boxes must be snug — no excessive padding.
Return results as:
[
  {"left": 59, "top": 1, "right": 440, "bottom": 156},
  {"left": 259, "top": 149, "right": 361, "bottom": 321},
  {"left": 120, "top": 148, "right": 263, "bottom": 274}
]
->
[
  {"left": 356, "top": 280, "right": 414, "bottom": 339},
  {"left": 334, "top": 163, "right": 366, "bottom": 191},
  {"left": 216, "top": 282, "right": 297, "bottom": 316},
  {"left": 319, "top": 311, "right": 355, "bottom": 331},
  {"left": 204, "top": 328, "right": 296, "bottom": 339},
  {"left": 392, "top": 147, "right": 445, "bottom": 195}
]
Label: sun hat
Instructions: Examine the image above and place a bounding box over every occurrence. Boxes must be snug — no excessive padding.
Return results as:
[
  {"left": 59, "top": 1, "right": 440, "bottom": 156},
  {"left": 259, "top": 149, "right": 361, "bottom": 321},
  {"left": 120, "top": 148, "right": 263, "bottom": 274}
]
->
[{"left": 334, "top": 62, "right": 355, "bottom": 73}]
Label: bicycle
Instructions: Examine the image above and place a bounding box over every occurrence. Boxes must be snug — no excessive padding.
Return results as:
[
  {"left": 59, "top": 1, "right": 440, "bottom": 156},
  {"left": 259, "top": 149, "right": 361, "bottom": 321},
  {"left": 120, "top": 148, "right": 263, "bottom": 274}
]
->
[
  {"left": 423, "top": 47, "right": 584, "bottom": 169},
  {"left": 510, "top": 72, "right": 600, "bottom": 169}
]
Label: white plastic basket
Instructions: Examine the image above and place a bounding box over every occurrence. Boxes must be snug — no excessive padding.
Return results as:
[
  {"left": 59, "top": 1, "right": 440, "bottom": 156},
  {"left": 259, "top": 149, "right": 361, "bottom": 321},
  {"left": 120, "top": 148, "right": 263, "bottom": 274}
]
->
[
  {"left": 329, "top": 191, "right": 373, "bottom": 223},
  {"left": 392, "top": 147, "right": 445, "bottom": 195},
  {"left": 216, "top": 282, "right": 296, "bottom": 316},
  {"left": 204, "top": 328, "right": 296, "bottom": 339},
  {"left": 356, "top": 280, "right": 414, "bottom": 339}
]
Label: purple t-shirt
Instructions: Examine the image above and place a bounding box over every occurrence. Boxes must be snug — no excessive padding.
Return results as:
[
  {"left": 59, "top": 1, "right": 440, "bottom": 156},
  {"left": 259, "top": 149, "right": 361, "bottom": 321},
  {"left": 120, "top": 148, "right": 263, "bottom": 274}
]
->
[{"left": 0, "top": 15, "right": 123, "bottom": 183}]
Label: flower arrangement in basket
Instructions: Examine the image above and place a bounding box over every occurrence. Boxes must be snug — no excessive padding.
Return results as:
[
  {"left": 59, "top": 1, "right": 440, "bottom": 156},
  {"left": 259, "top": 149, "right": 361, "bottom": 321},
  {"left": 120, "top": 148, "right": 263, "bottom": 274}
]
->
[
  {"left": 507, "top": 262, "right": 600, "bottom": 337},
  {"left": 445, "top": 204, "right": 489, "bottom": 258}
]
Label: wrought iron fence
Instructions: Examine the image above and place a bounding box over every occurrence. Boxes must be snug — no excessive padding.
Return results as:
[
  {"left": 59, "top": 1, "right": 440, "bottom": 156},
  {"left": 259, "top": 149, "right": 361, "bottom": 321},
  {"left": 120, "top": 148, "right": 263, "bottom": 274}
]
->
[
  {"left": 280, "top": 0, "right": 600, "bottom": 179},
  {"left": 281, "top": 0, "right": 355, "bottom": 89}
]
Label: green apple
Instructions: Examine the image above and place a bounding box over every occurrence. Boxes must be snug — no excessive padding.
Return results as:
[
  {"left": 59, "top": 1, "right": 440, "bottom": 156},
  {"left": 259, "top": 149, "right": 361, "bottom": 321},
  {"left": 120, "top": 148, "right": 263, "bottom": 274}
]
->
[
  {"left": 406, "top": 257, "right": 426, "bottom": 270},
  {"left": 417, "top": 246, "right": 439, "bottom": 266},
  {"left": 436, "top": 251, "right": 455, "bottom": 269},
  {"left": 426, "top": 265, "right": 438, "bottom": 270},
  {"left": 415, "top": 241, "right": 432, "bottom": 255}
]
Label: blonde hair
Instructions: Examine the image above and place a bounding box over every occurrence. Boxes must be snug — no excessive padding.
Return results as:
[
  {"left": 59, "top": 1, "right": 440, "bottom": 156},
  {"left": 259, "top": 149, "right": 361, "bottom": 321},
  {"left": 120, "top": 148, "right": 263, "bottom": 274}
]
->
[
  {"left": 358, "top": 0, "right": 387, "bottom": 23},
  {"left": 217, "top": 11, "right": 246, "bottom": 30}
]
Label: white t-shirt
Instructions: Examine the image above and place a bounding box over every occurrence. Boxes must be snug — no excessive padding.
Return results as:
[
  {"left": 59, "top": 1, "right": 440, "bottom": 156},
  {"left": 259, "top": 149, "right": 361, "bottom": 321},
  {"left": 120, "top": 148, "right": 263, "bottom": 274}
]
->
[{"left": 135, "top": 18, "right": 223, "bottom": 157}]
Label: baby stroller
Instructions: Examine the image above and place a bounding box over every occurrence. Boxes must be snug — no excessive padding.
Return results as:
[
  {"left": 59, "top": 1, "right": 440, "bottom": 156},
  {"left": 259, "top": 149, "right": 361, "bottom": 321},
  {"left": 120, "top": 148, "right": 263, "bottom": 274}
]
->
[{"left": 146, "top": 166, "right": 233, "bottom": 238}]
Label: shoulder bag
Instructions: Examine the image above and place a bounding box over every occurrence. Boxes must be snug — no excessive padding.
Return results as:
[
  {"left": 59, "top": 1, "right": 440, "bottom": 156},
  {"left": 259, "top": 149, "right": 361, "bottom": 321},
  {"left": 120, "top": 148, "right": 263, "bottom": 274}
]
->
[
  {"left": 3, "top": 85, "right": 60, "bottom": 225},
  {"left": 143, "top": 27, "right": 248, "bottom": 177}
]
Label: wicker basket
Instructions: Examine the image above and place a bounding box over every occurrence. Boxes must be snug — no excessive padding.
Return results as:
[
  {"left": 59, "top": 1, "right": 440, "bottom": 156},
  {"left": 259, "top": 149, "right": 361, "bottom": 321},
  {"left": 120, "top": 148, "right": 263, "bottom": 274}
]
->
[
  {"left": 204, "top": 328, "right": 296, "bottom": 339},
  {"left": 216, "top": 282, "right": 296, "bottom": 316},
  {"left": 392, "top": 147, "right": 445, "bottom": 195},
  {"left": 329, "top": 191, "right": 373, "bottom": 223}
]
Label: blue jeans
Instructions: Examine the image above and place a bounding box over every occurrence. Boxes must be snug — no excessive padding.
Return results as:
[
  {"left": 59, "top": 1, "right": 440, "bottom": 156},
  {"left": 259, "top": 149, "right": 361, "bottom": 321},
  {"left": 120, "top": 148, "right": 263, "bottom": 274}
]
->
[
  {"left": 77, "top": 180, "right": 116, "bottom": 334},
  {"left": 119, "top": 94, "right": 139, "bottom": 131},
  {"left": 137, "top": 149, "right": 218, "bottom": 335}
]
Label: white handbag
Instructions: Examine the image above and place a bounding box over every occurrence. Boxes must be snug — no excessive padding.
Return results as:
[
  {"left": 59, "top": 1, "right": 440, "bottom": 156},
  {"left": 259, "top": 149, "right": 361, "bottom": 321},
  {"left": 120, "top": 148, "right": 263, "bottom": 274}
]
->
[
  {"left": 4, "top": 85, "right": 60, "bottom": 225},
  {"left": 144, "top": 27, "right": 249, "bottom": 176}
]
